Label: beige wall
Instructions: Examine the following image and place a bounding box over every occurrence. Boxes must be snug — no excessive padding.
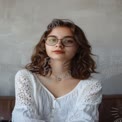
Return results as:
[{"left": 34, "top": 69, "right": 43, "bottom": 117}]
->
[{"left": 0, "top": 0, "right": 122, "bottom": 95}]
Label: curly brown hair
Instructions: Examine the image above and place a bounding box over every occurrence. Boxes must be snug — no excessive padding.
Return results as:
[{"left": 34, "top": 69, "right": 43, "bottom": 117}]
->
[{"left": 25, "top": 19, "right": 97, "bottom": 79}]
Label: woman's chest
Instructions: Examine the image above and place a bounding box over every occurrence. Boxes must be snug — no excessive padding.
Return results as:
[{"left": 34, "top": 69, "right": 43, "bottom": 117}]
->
[{"left": 41, "top": 78, "right": 80, "bottom": 98}]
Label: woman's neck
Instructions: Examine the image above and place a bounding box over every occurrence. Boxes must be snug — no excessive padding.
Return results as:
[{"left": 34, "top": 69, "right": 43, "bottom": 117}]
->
[{"left": 50, "top": 59, "right": 70, "bottom": 75}]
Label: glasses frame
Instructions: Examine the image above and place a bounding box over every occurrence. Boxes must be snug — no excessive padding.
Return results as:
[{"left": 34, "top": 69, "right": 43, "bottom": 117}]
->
[{"left": 45, "top": 35, "right": 76, "bottom": 47}]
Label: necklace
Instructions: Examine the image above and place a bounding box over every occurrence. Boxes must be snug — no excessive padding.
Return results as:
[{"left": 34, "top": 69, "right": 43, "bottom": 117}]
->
[{"left": 51, "top": 70, "right": 71, "bottom": 82}]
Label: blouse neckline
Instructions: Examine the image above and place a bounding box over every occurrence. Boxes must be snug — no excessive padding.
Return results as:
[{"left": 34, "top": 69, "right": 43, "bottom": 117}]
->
[{"left": 34, "top": 74, "right": 83, "bottom": 100}]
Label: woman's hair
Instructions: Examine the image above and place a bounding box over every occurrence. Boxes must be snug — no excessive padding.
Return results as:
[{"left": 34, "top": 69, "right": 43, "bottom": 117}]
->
[{"left": 25, "top": 19, "right": 97, "bottom": 79}]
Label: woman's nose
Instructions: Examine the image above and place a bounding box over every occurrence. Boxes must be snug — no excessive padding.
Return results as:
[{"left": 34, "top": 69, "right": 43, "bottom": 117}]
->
[{"left": 55, "top": 40, "right": 64, "bottom": 48}]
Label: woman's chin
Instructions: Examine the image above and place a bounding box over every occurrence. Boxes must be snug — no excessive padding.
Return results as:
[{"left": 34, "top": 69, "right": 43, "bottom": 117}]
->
[{"left": 50, "top": 56, "right": 67, "bottom": 61}]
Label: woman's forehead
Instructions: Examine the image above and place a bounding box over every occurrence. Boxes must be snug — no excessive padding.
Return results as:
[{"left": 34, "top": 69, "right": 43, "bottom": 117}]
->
[{"left": 48, "top": 26, "right": 73, "bottom": 37}]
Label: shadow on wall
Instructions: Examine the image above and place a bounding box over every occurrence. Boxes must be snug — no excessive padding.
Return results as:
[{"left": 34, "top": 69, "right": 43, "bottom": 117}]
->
[{"left": 102, "top": 73, "right": 122, "bottom": 94}]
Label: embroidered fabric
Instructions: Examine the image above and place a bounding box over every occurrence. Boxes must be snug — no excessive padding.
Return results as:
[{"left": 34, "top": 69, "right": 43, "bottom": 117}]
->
[
  {"left": 15, "top": 70, "right": 33, "bottom": 107},
  {"left": 82, "top": 80, "right": 102, "bottom": 103},
  {"left": 67, "top": 80, "right": 102, "bottom": 122},
  {"left": 12, "top": 69, "right": 102, "bottom": 122},
  {"left": 13, "top": 70, "right": 44, "bottom": 121}
]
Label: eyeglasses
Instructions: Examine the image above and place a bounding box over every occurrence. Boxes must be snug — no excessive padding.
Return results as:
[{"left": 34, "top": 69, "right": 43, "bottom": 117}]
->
[{"left": 45, "top": 36, "right": 76, "bottom": 47}]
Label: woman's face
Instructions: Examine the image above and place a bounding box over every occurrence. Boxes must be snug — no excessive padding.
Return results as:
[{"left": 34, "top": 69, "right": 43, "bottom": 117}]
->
[{"left": 45, "top": 26, "right": 79, "bottom": 62}]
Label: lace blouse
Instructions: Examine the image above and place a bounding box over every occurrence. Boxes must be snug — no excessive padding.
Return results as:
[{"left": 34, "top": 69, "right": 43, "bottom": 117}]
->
[{"left": 12, "top": 69, "right": 102, "bottom": 122}]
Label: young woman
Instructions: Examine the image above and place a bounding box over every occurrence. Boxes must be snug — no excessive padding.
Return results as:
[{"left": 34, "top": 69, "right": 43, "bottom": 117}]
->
[{"left": 12, "top": 19, "right": 102, "bottom": 122}]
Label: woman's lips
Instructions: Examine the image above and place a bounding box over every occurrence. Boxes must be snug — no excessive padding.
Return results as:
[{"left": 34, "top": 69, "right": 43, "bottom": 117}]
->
[{"left": 53, "top": 50, "right": 65, "bottom": 54}]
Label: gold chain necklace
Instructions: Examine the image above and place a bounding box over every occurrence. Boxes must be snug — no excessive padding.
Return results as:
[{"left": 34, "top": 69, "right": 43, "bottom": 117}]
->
[{"left": 51, "top": 70, "right": 71, "bottom": 82}]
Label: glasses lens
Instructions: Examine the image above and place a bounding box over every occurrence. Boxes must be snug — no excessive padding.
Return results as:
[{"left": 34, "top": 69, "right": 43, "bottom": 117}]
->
[
  {"left": 46, "top": 37, "right": 57, "bottom": 45},
  {"left": 63, "top": 37, "right": 75, "bottom": 46}
]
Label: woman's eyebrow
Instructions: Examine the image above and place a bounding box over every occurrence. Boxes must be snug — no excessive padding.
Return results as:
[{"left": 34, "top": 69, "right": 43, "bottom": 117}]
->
[
  {"left": 47, "top": 35, "right": 74, "bottom": 38},
  {"left": 63, "top": 36, "right": 74, "bottom": 38},
  {"left": 47, "top": 35, "right": 57, "bottom": 37}
]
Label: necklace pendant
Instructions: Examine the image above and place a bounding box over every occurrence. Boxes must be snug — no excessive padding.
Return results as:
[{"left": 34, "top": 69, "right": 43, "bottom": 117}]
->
[{"left": 56, "top": 77, "right": 62, "bottom": 81}]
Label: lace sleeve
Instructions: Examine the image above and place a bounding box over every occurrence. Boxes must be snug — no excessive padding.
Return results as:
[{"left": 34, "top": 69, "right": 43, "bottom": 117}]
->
[
  {"left": 81, "top": 79, "right": 102, "bottom": 104},
  {"left": 66, "top": 79, "right": 102, "bottom": 122},
  {"left": 12, "top": 69, "right": 45, "bottom": 122},
  {"left": 15, "top": 70, "right": 33, "bottom": 106}
]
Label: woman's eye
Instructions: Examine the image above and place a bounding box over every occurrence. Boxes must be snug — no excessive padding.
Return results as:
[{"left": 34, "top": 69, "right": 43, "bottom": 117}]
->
[
  {"left": 50, "top": 39, "right": 56, "bottom": 42},
  {"left": 49, "top": 38, "right": 57, "bottom": 42},
  {"left": 65, "top": 39, "right": 74, "bottom": 43}
]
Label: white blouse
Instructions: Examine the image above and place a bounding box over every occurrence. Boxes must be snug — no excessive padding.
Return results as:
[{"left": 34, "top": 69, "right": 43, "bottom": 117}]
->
[{"left": 12, "top": 69, "right": 102, "bottom": 122}]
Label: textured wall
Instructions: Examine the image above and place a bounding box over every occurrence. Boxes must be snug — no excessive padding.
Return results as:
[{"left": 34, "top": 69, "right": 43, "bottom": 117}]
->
[{"left": 0, "top": 0, "right": 122, "bottom": 96}]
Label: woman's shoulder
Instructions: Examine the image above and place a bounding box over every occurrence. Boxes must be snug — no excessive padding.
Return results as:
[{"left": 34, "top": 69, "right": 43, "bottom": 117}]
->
[
  {"left": 16, "top": 68, "right": 33, "bottom": 76},
  {"left": 81, "top": 77, "right": 101, "bottom": 85},
  {"left": 15, "top": 68, "right": 35, "bottom": 82},
  {"left": 79, "top": 77, "right": 102, "bottom": 90}
]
